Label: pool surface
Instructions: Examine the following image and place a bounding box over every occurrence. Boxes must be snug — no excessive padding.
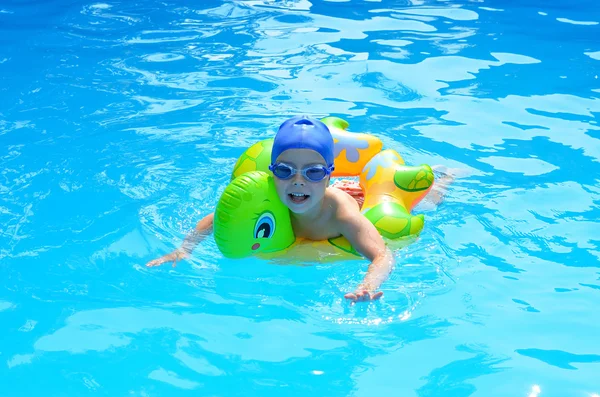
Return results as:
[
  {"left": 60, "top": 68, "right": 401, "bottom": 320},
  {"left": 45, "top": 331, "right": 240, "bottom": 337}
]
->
[{"left": 1, "top": 0, "right": 600, "bottom": 395}]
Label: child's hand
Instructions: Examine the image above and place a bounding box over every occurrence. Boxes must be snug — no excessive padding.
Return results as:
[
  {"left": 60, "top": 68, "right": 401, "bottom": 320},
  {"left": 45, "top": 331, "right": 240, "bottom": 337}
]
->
[
  {"left": 146, "top": 249, "right": 188, "bottom": 268},
  {"left": 344, "top": 288, "right": 383, "bottom": 303}
]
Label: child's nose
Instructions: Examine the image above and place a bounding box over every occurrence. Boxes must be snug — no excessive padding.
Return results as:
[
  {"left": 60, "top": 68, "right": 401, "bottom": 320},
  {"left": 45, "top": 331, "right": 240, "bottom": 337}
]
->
[{"left": 292, "top": 173, "right": 305, "bottom": 186}]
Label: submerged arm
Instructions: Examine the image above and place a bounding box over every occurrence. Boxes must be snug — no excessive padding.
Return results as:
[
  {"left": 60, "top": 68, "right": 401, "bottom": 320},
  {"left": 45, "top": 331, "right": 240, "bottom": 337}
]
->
[
  {"left": 146, "top": 212, "right": 214, "bottom": 267},
  {"left": 336, "top": 206, "right": 395, "bottom": 302}
]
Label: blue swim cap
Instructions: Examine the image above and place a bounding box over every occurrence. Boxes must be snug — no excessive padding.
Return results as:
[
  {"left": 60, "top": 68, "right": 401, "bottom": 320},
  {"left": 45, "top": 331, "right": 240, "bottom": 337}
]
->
[{"left": 270, "top": 116, "right": 335, "bottom": 167}]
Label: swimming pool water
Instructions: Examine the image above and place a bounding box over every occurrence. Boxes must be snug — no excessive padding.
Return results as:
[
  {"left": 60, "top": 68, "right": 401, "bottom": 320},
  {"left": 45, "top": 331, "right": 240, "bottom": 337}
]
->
[{"left": 1, "top": 0, "right": 599, "bottom": 395}]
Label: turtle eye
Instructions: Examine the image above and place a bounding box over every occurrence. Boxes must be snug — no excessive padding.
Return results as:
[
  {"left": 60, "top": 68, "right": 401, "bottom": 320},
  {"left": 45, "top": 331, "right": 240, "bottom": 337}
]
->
[{"left": 254, "top": 212, "right": 275, "bottom": 239}]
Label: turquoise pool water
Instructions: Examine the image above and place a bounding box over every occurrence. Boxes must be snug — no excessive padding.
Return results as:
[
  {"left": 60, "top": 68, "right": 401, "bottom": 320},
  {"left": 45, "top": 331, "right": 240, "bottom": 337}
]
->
[{"left": 1, "top": 0, "right": 599, "bottom": 395}]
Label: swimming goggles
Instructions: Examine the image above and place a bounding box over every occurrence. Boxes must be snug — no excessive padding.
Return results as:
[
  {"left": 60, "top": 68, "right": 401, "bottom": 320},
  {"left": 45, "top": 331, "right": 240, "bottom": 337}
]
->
[{"left": 269, "top": 162, "right": 334, "bottom": 182}]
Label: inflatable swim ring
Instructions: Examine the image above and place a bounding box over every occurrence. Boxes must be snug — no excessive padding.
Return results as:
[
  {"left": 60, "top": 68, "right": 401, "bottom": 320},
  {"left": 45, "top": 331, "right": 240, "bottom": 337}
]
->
[{"left": 214, "top": 117, "right": 435, "bottom": 260}]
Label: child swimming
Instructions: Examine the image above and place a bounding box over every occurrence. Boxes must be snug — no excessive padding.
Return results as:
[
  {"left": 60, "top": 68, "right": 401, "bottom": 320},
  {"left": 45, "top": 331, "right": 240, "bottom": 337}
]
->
[{"left": 146, "top": 116, "right": 456, "bottom": 303}]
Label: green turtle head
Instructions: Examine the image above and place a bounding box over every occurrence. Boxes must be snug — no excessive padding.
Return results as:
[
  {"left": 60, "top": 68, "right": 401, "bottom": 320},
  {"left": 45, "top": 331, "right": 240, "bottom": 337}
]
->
[
  {"left": 231, "top": 138, "right": 274, "bottom": 181},
  {"left": 214, "top": 171, "right": 295, "bottom": 259}
]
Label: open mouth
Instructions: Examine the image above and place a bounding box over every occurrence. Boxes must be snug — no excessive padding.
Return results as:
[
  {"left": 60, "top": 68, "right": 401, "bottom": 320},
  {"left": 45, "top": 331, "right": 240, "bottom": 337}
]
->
[{"left": 288, "top": 192, "right": 310, "bottom": 204}]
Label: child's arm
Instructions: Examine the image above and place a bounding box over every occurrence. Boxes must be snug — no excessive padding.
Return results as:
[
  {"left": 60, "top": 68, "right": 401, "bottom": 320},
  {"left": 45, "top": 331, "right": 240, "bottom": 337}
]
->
[
  {"left": 335, "top": 205, "right": 395, "bottom": 303},
  {"left": 146, "top": 213, "right": 214, "bottom": 267}
]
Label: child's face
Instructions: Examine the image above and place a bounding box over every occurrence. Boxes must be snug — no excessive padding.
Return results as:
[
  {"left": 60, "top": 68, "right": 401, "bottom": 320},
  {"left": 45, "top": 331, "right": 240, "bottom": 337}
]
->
[{"left": 272, "top": 149, "right": 330, "bottom": 214}]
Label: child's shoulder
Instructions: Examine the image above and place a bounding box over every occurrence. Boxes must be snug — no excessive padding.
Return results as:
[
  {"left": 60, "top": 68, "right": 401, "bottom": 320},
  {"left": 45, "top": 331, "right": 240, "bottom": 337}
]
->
[{"left": 326, "top": 184, "right": 361, "bottom": 215}]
